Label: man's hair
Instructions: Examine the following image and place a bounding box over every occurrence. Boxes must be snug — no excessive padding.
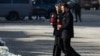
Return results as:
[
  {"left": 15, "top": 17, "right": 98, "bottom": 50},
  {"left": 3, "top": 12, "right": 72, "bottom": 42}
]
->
[{"left": 61, "top": 3, "right": 70, "bottom": 9}]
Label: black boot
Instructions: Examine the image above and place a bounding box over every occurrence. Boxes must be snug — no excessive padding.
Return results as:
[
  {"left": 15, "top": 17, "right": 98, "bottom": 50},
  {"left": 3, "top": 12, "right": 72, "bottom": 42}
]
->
[{"left": 71, "top": 53, "right": 81, "bottom": 56}]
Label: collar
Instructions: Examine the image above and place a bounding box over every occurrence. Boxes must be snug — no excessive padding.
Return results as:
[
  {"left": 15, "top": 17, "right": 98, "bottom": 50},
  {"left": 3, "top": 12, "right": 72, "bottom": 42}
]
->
[{"left": 63, "top": 11, "right": 69, "bottom": 17}]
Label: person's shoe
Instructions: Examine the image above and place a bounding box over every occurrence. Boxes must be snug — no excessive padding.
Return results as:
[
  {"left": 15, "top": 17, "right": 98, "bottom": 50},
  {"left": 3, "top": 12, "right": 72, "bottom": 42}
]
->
[
  {"left": 72, "top": 53, "right": 81, "bottom": 56},
  {"left": 67, "top": 53, "right": 73, "bottom": 56}
]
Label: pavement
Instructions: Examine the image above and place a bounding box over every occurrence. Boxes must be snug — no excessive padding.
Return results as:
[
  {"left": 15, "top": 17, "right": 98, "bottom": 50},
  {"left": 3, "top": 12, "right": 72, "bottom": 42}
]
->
[{"left": 0, "top": 10, "right": 100, "bottom": 56}]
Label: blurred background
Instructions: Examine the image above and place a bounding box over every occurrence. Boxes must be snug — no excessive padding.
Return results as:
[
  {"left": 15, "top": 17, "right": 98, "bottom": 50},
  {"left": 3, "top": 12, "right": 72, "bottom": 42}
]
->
[{"left": 0, "top": 0, "right": 100, "bottom": 56}]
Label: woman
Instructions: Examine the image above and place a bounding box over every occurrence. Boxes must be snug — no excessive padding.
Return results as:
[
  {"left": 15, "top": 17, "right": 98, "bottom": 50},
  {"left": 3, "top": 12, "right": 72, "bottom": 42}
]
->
[{"left": 50, "top": 3, "right": 62, "bottom": 56}]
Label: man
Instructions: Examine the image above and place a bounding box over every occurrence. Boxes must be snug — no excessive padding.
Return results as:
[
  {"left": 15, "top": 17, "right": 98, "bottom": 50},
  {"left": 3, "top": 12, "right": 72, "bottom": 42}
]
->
[
  {"left": 57, "top": 3, "right": 81, "bottom": 56},
  {"left": 74, "top": 3, "right": 81, "bottom": 22}
]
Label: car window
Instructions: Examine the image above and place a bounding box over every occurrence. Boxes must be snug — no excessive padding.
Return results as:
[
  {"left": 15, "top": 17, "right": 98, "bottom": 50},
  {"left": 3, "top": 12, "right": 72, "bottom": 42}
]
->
[
  {"left": 32, "top": 0, "right": 42, "bottom": 5},
  {"left": 13, "top": 0, "right": 29, "bottom": 4},
  {"left": 0, "top": 0, "right": 11, "bottom": 3}
]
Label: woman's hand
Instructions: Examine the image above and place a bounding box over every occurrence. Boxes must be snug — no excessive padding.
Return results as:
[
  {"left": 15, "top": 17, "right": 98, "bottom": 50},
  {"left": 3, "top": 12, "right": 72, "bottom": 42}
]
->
[{"left": 57, "top": 25, "right": 62, "bottom": 30}]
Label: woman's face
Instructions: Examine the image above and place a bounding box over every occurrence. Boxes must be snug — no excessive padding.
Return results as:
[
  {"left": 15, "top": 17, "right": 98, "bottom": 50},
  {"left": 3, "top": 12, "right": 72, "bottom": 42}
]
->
[
  {"left": 55, "top": 6, "right": 59, "bottom": 11},
  {"left": 55, "top": 6, "right": 60, "bottom": 14}
]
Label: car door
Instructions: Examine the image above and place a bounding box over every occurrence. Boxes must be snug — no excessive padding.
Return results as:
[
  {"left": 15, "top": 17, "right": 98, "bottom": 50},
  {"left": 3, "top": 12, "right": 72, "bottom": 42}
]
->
[{"left": 32, "top": 0, "right": 43, "bottom": 15}]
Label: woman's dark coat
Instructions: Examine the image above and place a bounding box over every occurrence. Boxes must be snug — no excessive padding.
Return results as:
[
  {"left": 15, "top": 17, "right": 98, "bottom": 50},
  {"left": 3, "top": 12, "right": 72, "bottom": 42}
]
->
[{"left": 52, "top": 14, "right": 62, "bottom": 37}]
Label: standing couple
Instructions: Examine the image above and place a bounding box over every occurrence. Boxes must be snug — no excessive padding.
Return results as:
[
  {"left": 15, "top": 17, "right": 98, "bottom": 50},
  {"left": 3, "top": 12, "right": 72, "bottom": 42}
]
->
[{"left": 50, "top": 3, "right": 81, "bottom": 56}]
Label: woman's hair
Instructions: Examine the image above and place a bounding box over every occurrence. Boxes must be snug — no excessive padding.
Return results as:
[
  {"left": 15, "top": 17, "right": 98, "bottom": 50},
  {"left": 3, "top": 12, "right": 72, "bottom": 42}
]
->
[
  {"left": 55, "top": 3, "right": 70, "bottom": 14},
  {"left": 55, "top": 3, "right": 62, "bottom": 14}
]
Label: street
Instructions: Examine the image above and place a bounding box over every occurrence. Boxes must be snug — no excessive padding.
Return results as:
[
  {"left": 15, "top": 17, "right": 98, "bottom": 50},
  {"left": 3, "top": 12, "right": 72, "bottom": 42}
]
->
[{"left": 0, "top": 10, "right": 100, "bottom": 56}]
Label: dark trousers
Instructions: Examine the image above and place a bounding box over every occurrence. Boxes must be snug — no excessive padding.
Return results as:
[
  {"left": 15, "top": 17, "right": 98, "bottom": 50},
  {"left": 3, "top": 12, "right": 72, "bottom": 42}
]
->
[
  {"left": 62, "top": 38, "right": 80, "bottom": 56},
  {"left": 53, "top": 36, "right": 62, "bottom": 56},
  {"left": 75, "top": 12, "right": 81, "bottom": 22},
  {"left": 53, "top": 44, "right": 61, "bottom": 56}
]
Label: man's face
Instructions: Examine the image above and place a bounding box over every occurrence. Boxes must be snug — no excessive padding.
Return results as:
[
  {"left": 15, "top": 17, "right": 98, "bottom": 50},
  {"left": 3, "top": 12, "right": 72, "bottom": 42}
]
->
[
  {"left": 61, "top": 6, "right": 69, "bottom": 13},
  {"left": 61, "top": 6, "right": 65, "bottom": 13}
]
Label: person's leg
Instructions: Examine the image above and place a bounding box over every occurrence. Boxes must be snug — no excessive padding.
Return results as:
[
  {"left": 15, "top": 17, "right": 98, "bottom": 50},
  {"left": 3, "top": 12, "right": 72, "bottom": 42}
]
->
[
  {"left": 63, "top": 38, "right": 80, "bottom": 56},
  {"left": 53, "top": 37, "right": 57, "bottom": 56},
  {"left": 38, "top": 16, "right": 40, "bottom": 20},
  {"left": 62, "top": 38, "right": 70, "bottom": 56},
  {"left": 58, "top": 38, "right": 64, "bottom": 53},
  {"left": 37, "top": 16, "right": 39, "bottom": 20},
  {"left": 78, "top": 10, "right": 82, "bottom": 22},
  {"left": 53, "top": 37, "right": 61, "bottom": 56},
  {"left": 53, "top": 44, "right": 61, "bottom": 56},
  {"left": 53, "top": 45, "right": 61, "bottom": 56},
  {"left": 35, "top": 16, "right": 38, "bottom": 20},
  {"left": 29, "top": 14, "right": 32, "bottom": 20},
  {"left": 75, "top": 12, "right": 78, "bottom": 22}
]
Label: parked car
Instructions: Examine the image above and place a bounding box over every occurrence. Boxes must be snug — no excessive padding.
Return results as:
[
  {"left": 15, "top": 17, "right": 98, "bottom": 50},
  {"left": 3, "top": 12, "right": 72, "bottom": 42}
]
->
[
  {"left": 80, "top": 0, "right": 100, "bottom": 10},
  {"left": 0, "top": 0, "right": 32, "bottom": 20},
  {"left": 31, "top": 0, "right": 61, "bottom": 19}
]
